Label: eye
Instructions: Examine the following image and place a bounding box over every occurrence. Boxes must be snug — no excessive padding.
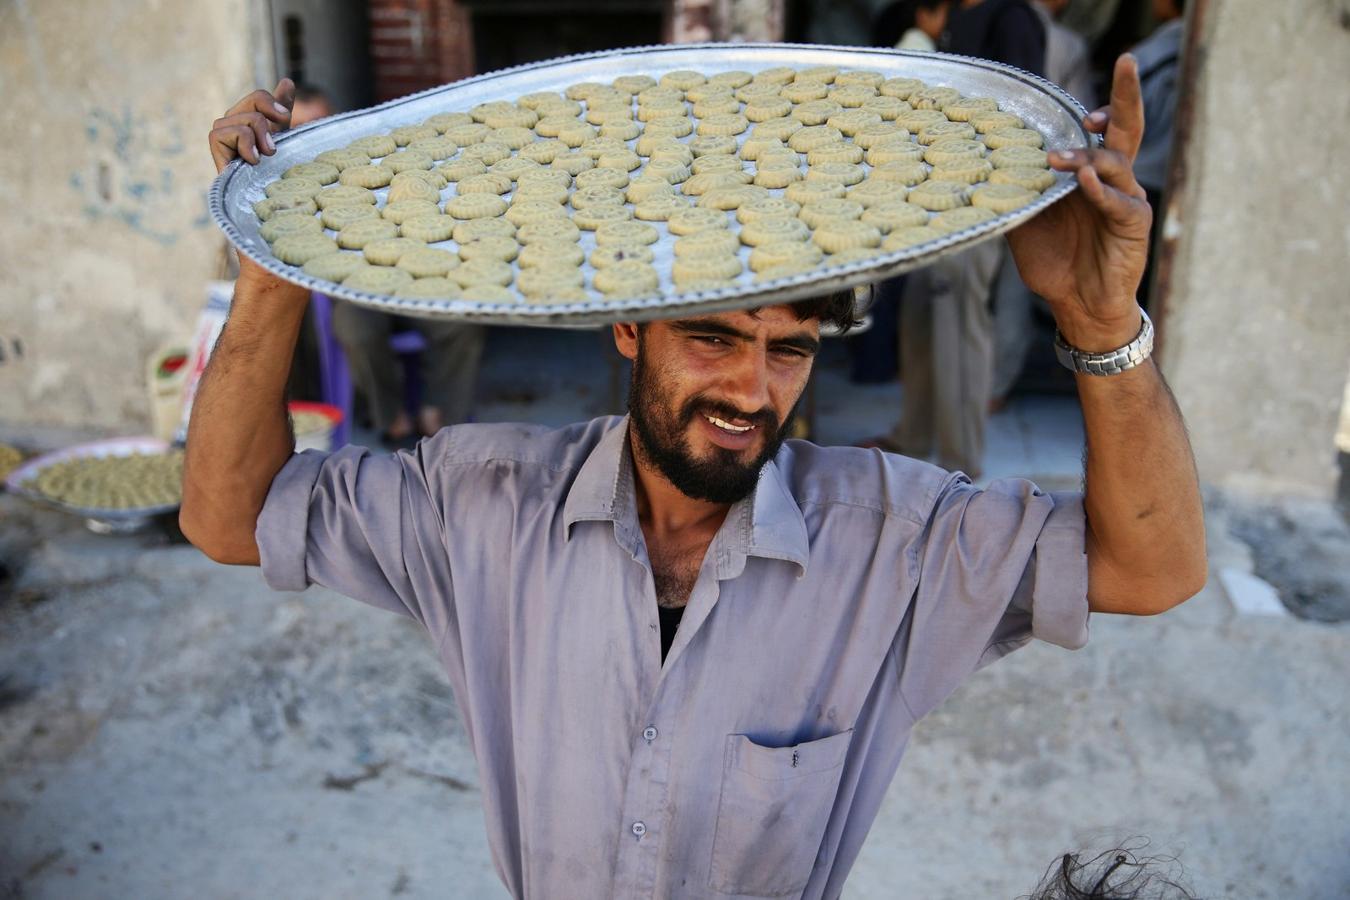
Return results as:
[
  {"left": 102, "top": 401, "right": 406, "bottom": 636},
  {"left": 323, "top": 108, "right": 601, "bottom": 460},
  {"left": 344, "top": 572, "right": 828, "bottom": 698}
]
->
[{"left": 693, "top": 335, "right": 727, "bottom": 346}]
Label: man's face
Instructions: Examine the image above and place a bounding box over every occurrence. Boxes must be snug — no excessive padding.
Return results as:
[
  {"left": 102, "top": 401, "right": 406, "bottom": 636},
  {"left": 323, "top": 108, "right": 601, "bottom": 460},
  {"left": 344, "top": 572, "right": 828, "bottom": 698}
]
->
[{"left": 615, "top": 307, "right": 821, "bottom": 504}]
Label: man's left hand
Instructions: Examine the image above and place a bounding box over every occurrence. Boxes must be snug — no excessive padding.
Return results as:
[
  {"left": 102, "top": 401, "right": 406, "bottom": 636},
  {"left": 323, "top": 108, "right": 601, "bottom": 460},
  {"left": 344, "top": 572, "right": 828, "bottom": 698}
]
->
[{"left": 1006, "top": 54, "right": 1154, "bottom": 352}]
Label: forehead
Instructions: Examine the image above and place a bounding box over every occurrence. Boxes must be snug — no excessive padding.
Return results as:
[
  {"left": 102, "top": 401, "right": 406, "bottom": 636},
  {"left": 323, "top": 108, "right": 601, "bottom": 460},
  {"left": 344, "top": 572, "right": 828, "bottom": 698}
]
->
[{"left": 663, "top": 305, "right": 819, "bottom": 336}]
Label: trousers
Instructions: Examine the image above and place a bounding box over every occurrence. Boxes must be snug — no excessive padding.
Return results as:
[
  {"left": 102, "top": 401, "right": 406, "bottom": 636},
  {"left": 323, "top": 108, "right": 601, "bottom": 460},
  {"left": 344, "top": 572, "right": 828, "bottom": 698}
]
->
[
  {"left": 330, "top": 300, "right": 486, "bottom": 432},
  {"left": 888, "top": 240, "right": 1003, "bottom": 478}
]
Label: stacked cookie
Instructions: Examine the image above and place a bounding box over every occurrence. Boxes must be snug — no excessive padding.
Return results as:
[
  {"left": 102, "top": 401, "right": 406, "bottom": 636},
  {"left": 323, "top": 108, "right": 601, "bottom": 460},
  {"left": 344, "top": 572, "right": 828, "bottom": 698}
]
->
[{"left": 251, "top": 66, "right": 1056, "bottom": 304}]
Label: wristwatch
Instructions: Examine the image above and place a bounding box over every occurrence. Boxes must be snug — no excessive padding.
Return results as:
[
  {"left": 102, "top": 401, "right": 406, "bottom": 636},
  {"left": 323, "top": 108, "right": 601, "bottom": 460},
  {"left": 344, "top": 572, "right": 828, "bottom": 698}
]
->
[{"left": 1054, "top": 308, "right": 1154, "bottom": 376}]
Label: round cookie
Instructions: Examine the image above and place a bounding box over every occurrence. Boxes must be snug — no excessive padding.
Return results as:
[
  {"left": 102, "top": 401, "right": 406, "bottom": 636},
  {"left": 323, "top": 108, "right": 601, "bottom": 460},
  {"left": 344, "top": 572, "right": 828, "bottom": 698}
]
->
[
  {"left": 337, "top": 218, "right": 400, "bottom": 249},
  {"left": 749, "top": 240, "right": 823, "bottom": 271},
  {"left": 989, "top": 167, "right": 1056, "bottom": 192},
  {"left": 634, "top": 193, "right": 691, "bottom": 220},
  {"left": 871, "top": 161, "right": 929, "bottom": 187},
  {"left": 807, "top": 162, "right": 866, "bottom": 186},
  {"left": 343, "top": 265, "right": 414, "bottom": 293},
  {"left": 454, "top": 217, "right": 517, "bottom": 242},
  {"left": 846, "top": 179, "right": 907, "bottom": 208},
  {"left": 518, "top": 240, "right": 586, "bottom": 268},
  {"left": 458, "top": 235, "right": 520, "bottom": 262},
  {"left": 929, "top": 159, "right": 995, "bottom": 185},
  {"left": 384, "top": 150, "right": 434, "bottom": 173},
  {"left": 254, "top": 195, "right": 317, "bottom": 220},
  {"left": 923, "top": 139, "right": 987, "bottom": 166},
  {"left": 666, "top": 207, "right": 729, "bottom": 236},
  {"left": 798, "top": 198, "right": 864, "bottom": 229},
  {"left": 984, "top": 127, "right": 1045, "bottom": 150},
  {"left": 739, "top": 216, "right": 811, "bottom": 246},
  {"left": 929, "top": 206, "right": 997, "bottom": 234},
  {"left": 314, "top": 148, "right": 372, "bottom": 172},
  {"left": 971, "top": 182, "right": 1041, "bottom": 214},
  {"left": 907, "top": 180, "right": 971, "bottom": 211},
  {"left": 363, "top": 237, "right": 425, "bottom": 266},
  {"left": 673, "top": 230, "right": 740, "bottom": 257},
  {"left": 737, "top": 196, "right": 801, "bottom": 223},
  {"left": 271, "top": 233, "right": 338, "bottom": 265},
  {"left": 673, "top": 254, "right": 742, "bottom": 286},
  {"left": 314, "top": 185, "right": 377, "bottom": 210},
  {"left": 594, "top": 220, "right": 659, "bottom": 247},
  {"left": 382, "top": 199, "right": 442, "bottom": 225},
  {"left": 301, "top": 252, "right": 369, "bottom": 282},
  {"left": 517, "top": 267, "right": 585, "bottom": 299},
  {"left": 593, "top": 261, "right": 659, "bottom": 296},
  {"left": 517, "top": 218, "right": 581, "bottom": 244},
  {"left": 445, "top": 194, "right": 509, "bottom": 220},
  {"left": 320, "top": 203, "right": 381, "bottom": 231},
  {"left": 261, "top": 214, "right": 323, "bottom": 243},
  {"left": 811, "top": 220, "right": 882, "bottom": 253},
  {"left": 339, "top": 165, "right": 395, "bottom": 189},
  {"left": 574, "top": 205, "right": 633, "bottom": 231},
  {"left": 283, "top": 161, "right": 339, "bottom": 185},
  {"left": 866, "top": 143, "right": 926, "bottom": 166},
  {"left": 386, "top": 177, "right": 442, "bottom": 205},
  {"left": 589, "top": 244, "right": 655, "bottom": 268},
  {"left": 990, "top": 146, "right": 1050, "bottom": 169},
  {"left": 348, "top": 134, "right": 398, "bottom": 158},
  {"left": 785, "top": 179, "right": 847, "bottom": 205},
  {"left": 399, "top": 213, "right": 457, "bottom": 243},
  {"left": 266, "top": 177, "right": 323, "bottom": 200},
  {"left": 860, "top": 201, "right": 930, "bottom": 233},
  {"left": 449, "top": 258, "right": 513, "bottom": 287},
  {"left": 396, "top": 247, "right": 461, "bottom": 278}
]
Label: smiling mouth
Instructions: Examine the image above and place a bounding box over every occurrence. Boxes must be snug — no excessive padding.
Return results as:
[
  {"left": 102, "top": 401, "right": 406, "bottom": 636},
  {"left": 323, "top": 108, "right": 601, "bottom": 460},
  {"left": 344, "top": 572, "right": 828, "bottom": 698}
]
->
[{"left": 705, "top": 414, "right": 756, "bottom": 434}]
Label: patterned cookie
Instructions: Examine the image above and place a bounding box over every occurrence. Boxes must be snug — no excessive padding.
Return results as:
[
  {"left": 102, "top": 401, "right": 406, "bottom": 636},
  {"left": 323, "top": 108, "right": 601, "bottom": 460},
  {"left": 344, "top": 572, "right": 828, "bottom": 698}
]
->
[
  {"left": 391, "top": 124, "right": 438, "bottom": 146},
  {"left": 283, "top": 161, "right": 339, "bottom": 184},
  {"left": 707, "top": 70, "right": 754, "bottom": 88},
  {"left": 879, "top": 77, "right": 925, "bottom": 100},
  {"left": 399, "top": 213, "right": 457, "bottom": 243},
  {"left": 595, "top": 220, "right": 659, "bottom": 247},
  {"left": 589, "top": 244, "right": 655, "bottom": 269},
  {"left": 382, "top": 199, "right": 442, "bottom": 225},
  {"left": 394, "top": 277, "right": 462, "bottom": 299},
  {"left": 458, "top": 284, "right": 517, "bottom": 302},
  {"left": 944, "top": 97, "right": 1000, "bottom": 122},
  {"left": 917, "top": 121, "right": 977, "bottom": 145},
  {"left": 253, "top": 195, "right": 317, "bottom": 220},
  {"left": 266, "top": 177, "right": 323, "bottom": 200},
  {"left": 452, "top": 218, "right": 515, "bottom": 243},
  {"left": 859, "top": 96, "right": 911, "bottom": 121},
  {"left": 574, "top": 205, "right": 633, "bottom": 231},
  {"left": 344, "top": 265, "right": 415, "bottom": 293},
  {"left": 827, "top": 110, "right": 883, "bottom": 136},
  {"left": 752, "top": 166, "right": 803, "bottom": 189},
  {"left": 751, "top": 116, "right": 802, "bottom": 141},
  {"left": 302, "top": 252, "right": 370, "bottom": 282},
  {"left": 408, "top": 136, "right": 460, "bottom": 159},
  {"left": 807, "top": 162, "right": 866, "bottom": 186},
  {"left": 461, "top": 141, "right": 513, "bottom": 165},
  {"left": 666, "top": 207, "right": 729, "bottom": 236},
  {"left": 506, "top": 200, "right": 572, "bottom": 228},
  {"left": 785, "top": 179, "right": 847, "bottom": 205},
  {"left": 896, "top": 109, "right": 947, "bottom": 133},
  {"left": 984, "top": 127, "right": 1045, "bottom": 150},
  {"left": 594, "top": 260, "right": 659, "bottom": 295},
  {"left": 793, "top": 99, "right": 844, "bottom": 126},
  {"left": 513, "top": 183, "right": 570, "bottom": 205},
  {"left": 749, "top": 240, "right": 824, "bottom": 271},
  {"left": 319, "top": 203, "right": 381, "bottom": 231},
  {"left": 990, "top": 146, "right": 1050, "bottom": 169},
  {"left": 363, "top": 237, "right": 425, "bottom": 266},
  {"left": 869, "top": 161, "right": 928, "bottom": 186},
  {"left": 865, "top": 143, "right": 926, "bottom": 166},
  {"left": 971, "top": 182, "right": 1041, "bottom": 214},
  {"left": 739, "top": 136, "right": 786, "bottom": 161},
  {"left": 782, "top": 81, "right": 829, "bottom": 103},
  {"left": 445, "top": 123, "right": 491, "bottom": 146},
  {"left": 929, "top": 206, "right": 997, "bottom": 234},
  {"left": 798, "top": 198, "right": 864, "bottom": 228},
  {"left": 846, "top": 179, "right": 907, "bottom": 208},
  {"left": 517, "top": 218, "right": 582, "bottom": 244},
  {"left": 449, "top": 258, "right": 513, "bottom": 287},
  {"left": 337, "top": 218, "right": 400, "bottom": 249},
  {"left": 929, "top": 159, "right": 994, "bottom": 185},
  {"left": 788, "top": 125, "right": 843, "bottom": 152},
  {"left": 672, "top": 229, "right": 739, "bottom": 256},
  {"left": 384, "top": 150, "right": 434, "bottom": 173},
  {"left": 339, "top": 165, "right": 395, "bottom": 189},
  {"left": 626, "top": 176, "right": 680, "bottom": 203},
  {"left": 348, "top": 134, "right": 397, "bottom": 158},
  {"left": 517, "top": 266, "right": 584, "bottom": 297},
  {"left": 261, "top": 213, "right": 323, "bottom": 243},
  {"left": 518, "top": 240, "right": 586, "bottom": 268},
  {"left": 697, "top": 185, "right": 769, "bottom": 210},
  {"left": 807, "top": 142, "right": 865, "bottom": 165},
  {"left": 315, "top": 148, "right": 371, "bottom": 172},
  {"left": 989, "top": 167, "right": 1056, "bottom": 192},
  {"left": 518, "top": 139, "right": 567, "bottom": 164},
  {"left": 860, "top": 201, "right": 930, "bottom": 233},
  {"left": 924, "top": 139, "right": 987, "bottom": 166},
  {"left": 396, "top": 247, "right": 461, "bottom": 278},
  {"left": 697, "top": 113, "right": 750, "bottom": 137},
  {"left": 314, "top": 185, "right": 377, "bottom": 209},
  {"left": 969, "top": 111, "right": 1025, "bottom": 134},
  {"left": 689, "top": 135, "right": 738, "bottom": 157},
  {"left": 907, "top": 180, "right": 971, "bottom": 211},
  {"left": 673, "top": 254, "right": 742, "bottom": 286},
  {"left": 270, "top": 233, "right": 338, "bottom": 265},
  {"left": 425, "top": 112, "right": 474, "bottom": 133},
  {"left": 736, "top": 196, "right": 801, "bottom": 223},
  {"left": 387, "top": 178, "right": 442, "bottom": 205},
  {"left": 811, "top": 219, "right": 883, "bottom": 253},
  {"left": 739, "top": 216, "right": 811, "bottom": 246},
  {"left": 691, "top": 95, "right": 740, "bottom": 118},
  {"left": 571, "top": 185, "right": 627, "bottom": 210},
  {"left": 634, "top": 193, "right": 691, "bottom": 220},
  {"left": 910, "top": 86, "right": 962, "bottom": 111},
  {"left": 445, "top": 194, "right": 509, "bottom": 220},
  {"left": 458, "top": 235, "right": 520, "bottom": 262},
  {"left": 551, "top": 152, "right": 596, "bottom": 175},
  {"left": 458, "top": 172, "right": 512, "bottom": 195}
]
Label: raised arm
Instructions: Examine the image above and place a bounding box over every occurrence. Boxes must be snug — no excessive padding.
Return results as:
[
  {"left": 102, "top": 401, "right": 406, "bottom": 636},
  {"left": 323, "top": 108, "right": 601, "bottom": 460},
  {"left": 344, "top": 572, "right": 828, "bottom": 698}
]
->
[
  {"left": 180, "top": 80, "right": 306, "bottom": 565},
  {"left": 1006, "top": 55, "right": 1206, "bottom": 615}
]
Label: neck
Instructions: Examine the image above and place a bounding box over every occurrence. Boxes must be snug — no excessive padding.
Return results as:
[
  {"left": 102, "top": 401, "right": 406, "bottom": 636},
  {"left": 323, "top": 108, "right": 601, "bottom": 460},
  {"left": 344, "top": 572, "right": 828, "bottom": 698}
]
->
[{"left": 628, "top": 426, "right": 731, "bottom": 539}]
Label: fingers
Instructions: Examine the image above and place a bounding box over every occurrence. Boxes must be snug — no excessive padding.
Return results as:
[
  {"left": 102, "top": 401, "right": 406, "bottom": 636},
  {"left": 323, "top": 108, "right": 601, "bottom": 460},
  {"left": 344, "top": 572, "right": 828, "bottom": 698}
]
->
[
  {"left": 1050, "top": 147, "right": 1146, "bottom": 200},
  {"left": 225, "top": 88, "right": 292, "bottom": 137},
  {"left": 273, "top": 77, "right": 296, "bottom": 112},
  {"left": 1105, "top": 54, "right": 1145, "bottom": 162},
  {"left": 1083, "top": 106, "right": 1109, "bottom": 135},
  {"left": 209, "top": 123, "right": 260, "bottom": 173},
  {"left": 1072, "top": 163, "right": 1151, "bottom": 229}
]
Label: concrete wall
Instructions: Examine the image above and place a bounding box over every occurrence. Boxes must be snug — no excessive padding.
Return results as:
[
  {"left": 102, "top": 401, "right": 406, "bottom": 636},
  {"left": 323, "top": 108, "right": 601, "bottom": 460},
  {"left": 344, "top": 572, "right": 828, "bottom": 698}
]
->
[
  {"left": 0, "top": 0, "right": 269, "bottom": 432},
  {"left": 1161, "top": 0, "right": 1350, "bottom": 498}
]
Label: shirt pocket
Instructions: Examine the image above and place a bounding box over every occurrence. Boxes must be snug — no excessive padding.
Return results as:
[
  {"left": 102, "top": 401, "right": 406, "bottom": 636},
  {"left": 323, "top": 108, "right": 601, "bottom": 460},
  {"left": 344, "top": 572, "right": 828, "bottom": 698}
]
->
[{"left": 707, "top": 728, "right": 854, "bottom": 897}]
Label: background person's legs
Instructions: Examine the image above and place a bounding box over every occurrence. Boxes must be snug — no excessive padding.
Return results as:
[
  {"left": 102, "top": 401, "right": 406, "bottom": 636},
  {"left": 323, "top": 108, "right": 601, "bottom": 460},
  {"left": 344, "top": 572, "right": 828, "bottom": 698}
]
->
[
  {"left": 416, "top": 322, "right": 487, "bottom": 432},
  {"left": 330, "top": 300, "right": 403, "bottom": 435},
  {"left": 890, "top": 270, "right": 937, "bottom": 456},
  {"left": 990, "top": 243, "right": 1035, "bottom": 407}
]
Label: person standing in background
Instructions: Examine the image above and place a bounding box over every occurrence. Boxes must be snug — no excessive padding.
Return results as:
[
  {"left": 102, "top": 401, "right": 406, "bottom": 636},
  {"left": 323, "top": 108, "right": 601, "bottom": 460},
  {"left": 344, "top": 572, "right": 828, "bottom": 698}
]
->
[
  {"left": 873, "top": 0, "right": 952, "bottom": 52},
  {"left": 866, "top": 0, "right": 1046, "bottom": 477},
  {"left": 989, "top": 0, "right": 1096, "bottom": 409}
]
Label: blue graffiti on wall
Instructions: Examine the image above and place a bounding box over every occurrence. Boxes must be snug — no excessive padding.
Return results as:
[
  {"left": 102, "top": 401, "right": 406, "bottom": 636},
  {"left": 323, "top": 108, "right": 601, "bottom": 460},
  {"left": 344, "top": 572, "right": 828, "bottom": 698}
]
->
[{"left": 70, "top": 104, "right": 210, "bottom": 245}]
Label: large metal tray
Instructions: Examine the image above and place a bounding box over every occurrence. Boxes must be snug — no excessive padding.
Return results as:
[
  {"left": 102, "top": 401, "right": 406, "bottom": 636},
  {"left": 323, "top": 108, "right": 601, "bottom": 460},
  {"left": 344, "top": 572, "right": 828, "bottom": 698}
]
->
[
  {"left": 210, "top": 43, "right": 1094, "bottom": 326},
  {"left": 5, "top": 437, "right": 180, "bottom": 533}
]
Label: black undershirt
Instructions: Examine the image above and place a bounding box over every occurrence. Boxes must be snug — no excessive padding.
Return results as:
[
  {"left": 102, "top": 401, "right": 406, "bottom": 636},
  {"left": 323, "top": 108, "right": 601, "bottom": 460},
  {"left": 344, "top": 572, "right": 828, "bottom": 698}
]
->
[{"left": 658, "top": 604, "right": 685, "bottom": 662}]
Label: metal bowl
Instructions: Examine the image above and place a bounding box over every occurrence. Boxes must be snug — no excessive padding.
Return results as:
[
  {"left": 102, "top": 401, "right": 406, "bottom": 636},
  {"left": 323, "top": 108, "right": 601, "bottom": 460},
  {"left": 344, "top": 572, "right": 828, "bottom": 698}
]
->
[{"left": 210, "top": 42, "right": 1094, "bottom": 326}]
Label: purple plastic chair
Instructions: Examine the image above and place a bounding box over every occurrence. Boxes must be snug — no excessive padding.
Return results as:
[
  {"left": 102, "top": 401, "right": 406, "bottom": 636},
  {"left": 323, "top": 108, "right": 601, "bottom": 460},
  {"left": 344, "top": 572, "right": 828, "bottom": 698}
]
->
[{"left": 311, "top": 293, "right": 427, "bottom": 447}]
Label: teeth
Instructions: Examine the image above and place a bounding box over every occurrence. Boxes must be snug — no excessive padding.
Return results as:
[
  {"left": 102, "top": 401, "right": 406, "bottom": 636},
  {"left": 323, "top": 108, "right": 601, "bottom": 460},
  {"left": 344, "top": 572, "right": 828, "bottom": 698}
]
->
[{"left": 706, "top": 415, "right": 754, "bottom": 433}]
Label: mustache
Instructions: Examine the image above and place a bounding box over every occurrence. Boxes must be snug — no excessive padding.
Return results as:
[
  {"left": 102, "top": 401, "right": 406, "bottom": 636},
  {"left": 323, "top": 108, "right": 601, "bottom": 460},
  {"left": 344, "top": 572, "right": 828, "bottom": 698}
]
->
[{"left": 680, "top": 396, "right": 778, "bottom": 430}]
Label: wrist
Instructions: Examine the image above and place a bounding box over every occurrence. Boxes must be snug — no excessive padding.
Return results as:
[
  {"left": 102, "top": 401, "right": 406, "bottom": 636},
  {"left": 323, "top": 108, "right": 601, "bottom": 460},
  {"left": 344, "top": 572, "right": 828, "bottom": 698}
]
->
[{"left": 1054, "top": 305, "right": 1143, "bottom": 353}]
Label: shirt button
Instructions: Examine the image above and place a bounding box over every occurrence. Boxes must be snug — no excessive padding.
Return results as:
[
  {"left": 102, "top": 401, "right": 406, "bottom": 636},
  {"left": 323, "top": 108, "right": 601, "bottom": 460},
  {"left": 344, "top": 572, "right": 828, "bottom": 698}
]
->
[
  {"left": 643, "top": 726, "right": 658, "bottom": 742},
  {"left": 631, "top": 821, "right": 646, "bottom": 838}
]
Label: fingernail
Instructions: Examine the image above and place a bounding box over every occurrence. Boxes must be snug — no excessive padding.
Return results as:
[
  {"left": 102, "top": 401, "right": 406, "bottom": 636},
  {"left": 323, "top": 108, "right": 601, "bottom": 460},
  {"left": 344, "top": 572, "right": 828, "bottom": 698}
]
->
[
  {"left": 274, "top": 102, "right": 289, "bottom": 116},
  {"left": 263, "top": 131, "right": 275, "bottom": 152},
  {"left": 1088, "top": 111, "right": 1107, "bottom": 124},
  {"left": 1056, "top": 150, "right": 1076, "bottom": 161}
]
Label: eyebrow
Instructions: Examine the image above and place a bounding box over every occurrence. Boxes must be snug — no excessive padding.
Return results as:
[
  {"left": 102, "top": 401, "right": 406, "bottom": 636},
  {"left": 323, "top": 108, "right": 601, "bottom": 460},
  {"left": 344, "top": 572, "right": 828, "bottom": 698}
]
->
[{"left": 671, "top": 318, "right": 821, "bottom": 356}]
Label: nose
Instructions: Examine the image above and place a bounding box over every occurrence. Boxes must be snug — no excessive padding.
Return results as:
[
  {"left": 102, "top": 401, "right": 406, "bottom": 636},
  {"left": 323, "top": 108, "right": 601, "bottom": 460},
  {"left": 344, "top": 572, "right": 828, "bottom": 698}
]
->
[{"left": 718, "top": 344, "right": 772, "bottom": 418}]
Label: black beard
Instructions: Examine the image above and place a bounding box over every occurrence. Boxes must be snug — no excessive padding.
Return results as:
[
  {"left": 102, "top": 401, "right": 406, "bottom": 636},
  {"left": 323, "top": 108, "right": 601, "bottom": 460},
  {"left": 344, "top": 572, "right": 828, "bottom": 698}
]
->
[{"left": 627, "top": 343, "right": 791, "bottom": 504}]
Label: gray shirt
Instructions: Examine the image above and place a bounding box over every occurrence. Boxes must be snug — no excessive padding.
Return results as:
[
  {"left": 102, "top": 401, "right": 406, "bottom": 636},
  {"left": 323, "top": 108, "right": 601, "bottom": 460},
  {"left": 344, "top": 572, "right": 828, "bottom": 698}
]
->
[{"left": 257, "top": 415, "right": 1089, "bottom": 899}]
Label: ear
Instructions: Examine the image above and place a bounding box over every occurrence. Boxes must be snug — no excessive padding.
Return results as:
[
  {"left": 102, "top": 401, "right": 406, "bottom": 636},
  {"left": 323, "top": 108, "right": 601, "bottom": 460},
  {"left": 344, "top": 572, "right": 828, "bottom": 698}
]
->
[{"left": 612, "top": 321, "right": 640, "bottom": 362}]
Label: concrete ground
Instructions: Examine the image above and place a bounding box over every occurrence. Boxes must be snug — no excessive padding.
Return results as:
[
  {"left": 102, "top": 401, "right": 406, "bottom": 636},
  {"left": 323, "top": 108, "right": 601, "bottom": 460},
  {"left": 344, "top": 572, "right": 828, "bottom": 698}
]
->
[{"left": 2, "top": 330, "right": 1348, "bottom": 899}]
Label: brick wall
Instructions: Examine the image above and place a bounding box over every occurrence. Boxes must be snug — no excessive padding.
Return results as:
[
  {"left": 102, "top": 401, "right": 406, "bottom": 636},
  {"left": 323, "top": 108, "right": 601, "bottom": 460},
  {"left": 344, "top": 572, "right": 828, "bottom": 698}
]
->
[{"left": 368, "top": 0, "right": 475, "bottom": 103}]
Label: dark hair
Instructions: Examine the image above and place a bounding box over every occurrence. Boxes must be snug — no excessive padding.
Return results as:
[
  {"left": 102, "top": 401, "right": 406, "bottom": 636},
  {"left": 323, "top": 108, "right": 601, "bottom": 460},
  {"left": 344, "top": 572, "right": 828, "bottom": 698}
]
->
[
  {"left": 1023, "top": 847, "right": 1200, "bottom": 900},
  {"left": 789, "top": 288, "right": 862, "bottom": 333},
  {"left": 872, "top": 0, "right": 949, "bottom": 46},
  {"left": 292, "top": 82, "right": 330, "bottom": 104}
]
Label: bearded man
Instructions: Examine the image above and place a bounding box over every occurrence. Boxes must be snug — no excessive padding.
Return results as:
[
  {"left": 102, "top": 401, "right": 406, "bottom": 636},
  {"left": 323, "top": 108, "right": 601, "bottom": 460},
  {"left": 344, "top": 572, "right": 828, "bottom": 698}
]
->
[{"left": 186, "top": 55, "right": 1205, "bottom": 899}]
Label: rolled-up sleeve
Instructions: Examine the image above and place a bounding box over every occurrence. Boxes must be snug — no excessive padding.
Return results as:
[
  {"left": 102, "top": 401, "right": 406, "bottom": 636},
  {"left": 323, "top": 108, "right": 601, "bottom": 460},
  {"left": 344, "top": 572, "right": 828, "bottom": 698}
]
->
[
  {"left": 255, "top": 437, "right": 455, "bottom": 636},
  {"left": 897, "top": 475, "right": 1089, "bottom": 720}
]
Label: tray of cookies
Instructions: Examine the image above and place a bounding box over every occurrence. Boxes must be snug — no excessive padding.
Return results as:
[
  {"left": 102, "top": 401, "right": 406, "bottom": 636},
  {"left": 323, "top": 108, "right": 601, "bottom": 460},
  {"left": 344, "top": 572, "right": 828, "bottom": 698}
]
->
[
  {"left": 5, "top": 437, "right": 183, "bottom": 531},
  {"left": 209, "top": 42, "right": 1094, "bottom": 326}
]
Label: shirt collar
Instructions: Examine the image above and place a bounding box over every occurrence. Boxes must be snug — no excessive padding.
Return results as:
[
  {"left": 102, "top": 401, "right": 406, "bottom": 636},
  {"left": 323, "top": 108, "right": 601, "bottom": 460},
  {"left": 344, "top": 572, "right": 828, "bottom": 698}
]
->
[{"left": 562, "top": 416, "right": 810, "bottom": 577}]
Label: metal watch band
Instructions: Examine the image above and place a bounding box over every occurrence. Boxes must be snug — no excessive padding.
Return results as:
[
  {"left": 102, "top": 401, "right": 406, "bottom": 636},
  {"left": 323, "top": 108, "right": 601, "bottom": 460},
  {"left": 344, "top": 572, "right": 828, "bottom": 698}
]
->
[{"left": 1053, "top": 308, "right": 1154, "bottom": 376}]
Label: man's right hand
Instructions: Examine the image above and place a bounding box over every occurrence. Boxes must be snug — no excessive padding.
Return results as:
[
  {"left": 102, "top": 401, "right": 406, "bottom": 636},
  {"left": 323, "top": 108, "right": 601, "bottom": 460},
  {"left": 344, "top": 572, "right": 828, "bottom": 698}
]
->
[{"left": 209, "top": 78, "right": 296, "bottom": 174}]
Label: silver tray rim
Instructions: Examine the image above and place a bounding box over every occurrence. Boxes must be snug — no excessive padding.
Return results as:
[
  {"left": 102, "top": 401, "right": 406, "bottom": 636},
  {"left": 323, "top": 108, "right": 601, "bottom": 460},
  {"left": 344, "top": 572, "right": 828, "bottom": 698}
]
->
[
  {"left": 209, "top": 42, "right": 1097, "bottom": 326},
  {"left": 4, "top": 436, "right": 181, "bottom": 521}
]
